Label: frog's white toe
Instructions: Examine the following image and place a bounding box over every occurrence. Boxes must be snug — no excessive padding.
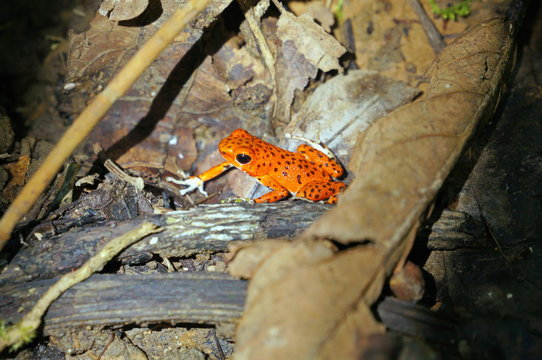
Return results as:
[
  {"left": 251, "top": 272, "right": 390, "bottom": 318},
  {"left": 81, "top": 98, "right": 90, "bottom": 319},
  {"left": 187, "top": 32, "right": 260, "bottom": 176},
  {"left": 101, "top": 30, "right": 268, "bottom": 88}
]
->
[{"left": 166, "top": 176, "right": 208, "bottom": 197}]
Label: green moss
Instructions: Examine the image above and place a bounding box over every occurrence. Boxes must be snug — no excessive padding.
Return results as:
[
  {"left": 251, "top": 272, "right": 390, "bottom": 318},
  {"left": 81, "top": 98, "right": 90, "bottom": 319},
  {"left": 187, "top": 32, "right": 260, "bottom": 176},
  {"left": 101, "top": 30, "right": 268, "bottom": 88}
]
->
[
  {"left": 333, "top": 0, "right": 344, "bottom": 23},
  {"left": 428, "top": 0, "right": 472, "bottom": 21},
  {"left": 10, "top": 324, "right": 36, "bottom": 351},
  {"left": 0, "top": 320, "right": 36, "bottom": 352}
]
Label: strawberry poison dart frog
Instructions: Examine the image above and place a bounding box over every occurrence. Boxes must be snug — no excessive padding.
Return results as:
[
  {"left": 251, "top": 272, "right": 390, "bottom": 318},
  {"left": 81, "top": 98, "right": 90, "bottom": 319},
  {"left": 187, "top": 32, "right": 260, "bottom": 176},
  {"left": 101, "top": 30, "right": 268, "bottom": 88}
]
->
[{"left": 167, "top": 129, "right": 346, "bottom": 204}]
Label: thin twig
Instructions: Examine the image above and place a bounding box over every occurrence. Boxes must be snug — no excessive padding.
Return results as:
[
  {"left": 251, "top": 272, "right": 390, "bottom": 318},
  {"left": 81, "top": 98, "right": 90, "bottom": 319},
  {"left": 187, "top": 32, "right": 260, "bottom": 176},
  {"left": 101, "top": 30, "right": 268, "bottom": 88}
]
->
[
  {"left": 0, "top": 0, "right": 212, "bottom": 249},
  {"left": 0, "top": 222, "right": 162, "bottom": 352},
  {"left": 407, "top": 0, "right": 446, "bottom": 54},
  {"left": 212, "top": 328, "right": 226, "bottom": 360},
  {"left": 105, "top": 159, "right": 145, "bottom": 190},
  {"left": 481, "top": 211, "right": 540, "bottom": 290},
  {"left": 237, "top": 0, "right": 277, "bottom": 115},
  {"left": 237, "top": 0, "right": 275, "bottom": 82}
]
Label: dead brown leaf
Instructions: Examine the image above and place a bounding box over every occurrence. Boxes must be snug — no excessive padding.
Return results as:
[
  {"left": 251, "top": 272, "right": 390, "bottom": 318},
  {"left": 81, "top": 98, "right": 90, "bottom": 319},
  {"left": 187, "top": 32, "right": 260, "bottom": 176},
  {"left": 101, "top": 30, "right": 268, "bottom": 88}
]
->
[
  {"left": 233, "top": 18, "right": 516, "bottom": 358},
  {"left": 273, "top": 39, "right": 318, "bottom": 124},
  {"left": 99, "top": 0, "right": 150, "bottom": 21},
  {"left": 2, "top": 155, "right": 30, "bottom": 203},
  {"left": 276, "top": 11, "right": 346, "bottom": 73},
  {"left": 227, "top": 240, "right": 290, "bottom": 279},
  {"left": 234, "top": 240, "right": 392, "bottom": 359},
  {"left": 284, "top": 70, "right": 421, "bottom": 164},
  {"left": 339, "top": 0, "right": 510, "bottom": 85}
]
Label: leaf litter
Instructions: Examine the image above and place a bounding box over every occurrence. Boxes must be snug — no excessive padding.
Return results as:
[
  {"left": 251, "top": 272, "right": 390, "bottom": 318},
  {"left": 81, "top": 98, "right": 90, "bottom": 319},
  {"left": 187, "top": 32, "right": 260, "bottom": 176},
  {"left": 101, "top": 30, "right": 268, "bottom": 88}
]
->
[
  {"left": 0, "top": 0, "right": 527, "bottom": 358},
  {"left": 231, "top": 17, "right": 517, "bottom": 359}
]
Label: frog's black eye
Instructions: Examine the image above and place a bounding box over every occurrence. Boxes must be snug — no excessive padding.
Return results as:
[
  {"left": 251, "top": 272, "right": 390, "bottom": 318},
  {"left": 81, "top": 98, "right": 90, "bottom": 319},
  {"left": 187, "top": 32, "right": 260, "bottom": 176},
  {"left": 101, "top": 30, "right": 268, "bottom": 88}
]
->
[{"left": 236, "top": 153, "right": 252, "bottom": 165}]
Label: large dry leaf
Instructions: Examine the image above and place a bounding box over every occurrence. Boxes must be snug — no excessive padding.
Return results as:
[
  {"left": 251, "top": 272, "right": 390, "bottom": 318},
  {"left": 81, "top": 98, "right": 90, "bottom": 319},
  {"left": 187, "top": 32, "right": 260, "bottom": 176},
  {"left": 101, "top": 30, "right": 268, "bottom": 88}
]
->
[
  {"left": 233, "top": 18, "right": 516, "bottom": 358},
  {"left": 310, "top": 18, "right": 516, "bottom": 243},
  {"left": 276, "top": 12, "right": 346, "bottom": 73},
  {"left": 233, "top": 240, "right": 394, "bottom": 359}
]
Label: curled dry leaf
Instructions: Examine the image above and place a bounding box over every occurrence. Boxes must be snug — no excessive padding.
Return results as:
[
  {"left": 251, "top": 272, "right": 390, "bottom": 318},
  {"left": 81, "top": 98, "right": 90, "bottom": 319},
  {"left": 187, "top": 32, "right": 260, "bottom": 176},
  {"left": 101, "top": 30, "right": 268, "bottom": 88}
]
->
[
  {"left": 99, "top": 0, "right": 150, "bottom": 21},
  {"left": 273, "top": 7, "right": 347, "bottom": 123},
  {"left": 276, "top": 12, "right": 346, "bottom": 73},
  {"left": 233, "top": 18, "right": 516, "bottom": 358},
  {"left": 284, "top": 70, "right": 421, "bottom": 163}
]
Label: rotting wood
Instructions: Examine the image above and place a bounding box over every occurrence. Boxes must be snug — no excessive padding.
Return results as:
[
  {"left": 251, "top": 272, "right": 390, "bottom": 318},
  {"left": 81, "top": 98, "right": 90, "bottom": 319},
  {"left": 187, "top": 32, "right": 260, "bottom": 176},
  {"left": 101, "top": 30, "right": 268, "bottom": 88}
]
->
[
  {"left": 0, "top": 202, "right": 329, "bottom": 285},
  {"left": 0, "top": 273, "right": 246, "bottom": 334},
  {"left": 0, "top": 273, "right": 461, "bottom": 345}
]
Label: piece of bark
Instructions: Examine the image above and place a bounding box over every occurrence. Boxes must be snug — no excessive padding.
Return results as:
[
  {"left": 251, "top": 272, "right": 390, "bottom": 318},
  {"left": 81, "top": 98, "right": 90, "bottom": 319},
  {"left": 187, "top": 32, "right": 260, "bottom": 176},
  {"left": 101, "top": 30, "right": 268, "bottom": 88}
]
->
[
  {"left": 425, "top": 209, "right": 486, "bottom": 250},
  {"left": 30, "top": 178, "right": 154, "bottom": 237},
  {"left": 376, "top": 297, "right": 460, "bottom": 346},
  {"left": 0, "top": 202, "right": 329, "bottom": 285},
  {"left": 0, "top": 273, "right": 246, "bottom": 334}
]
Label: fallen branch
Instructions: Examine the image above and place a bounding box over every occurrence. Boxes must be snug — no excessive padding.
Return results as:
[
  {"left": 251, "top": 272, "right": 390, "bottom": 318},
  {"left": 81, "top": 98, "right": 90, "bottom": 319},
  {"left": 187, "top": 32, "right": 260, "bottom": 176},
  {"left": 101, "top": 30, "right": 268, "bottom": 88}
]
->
[
  {"left": 0, "top": 222, "right": 161, "bottom": 352},
  {"left": 0, "top": 202, "right": 328, "bottom": 285},
  {"left": 0, "top": 274, "right": 460, "bottom": 347},
  {"left": 1, "top": 273, "right": 246, "bottom": 334}
]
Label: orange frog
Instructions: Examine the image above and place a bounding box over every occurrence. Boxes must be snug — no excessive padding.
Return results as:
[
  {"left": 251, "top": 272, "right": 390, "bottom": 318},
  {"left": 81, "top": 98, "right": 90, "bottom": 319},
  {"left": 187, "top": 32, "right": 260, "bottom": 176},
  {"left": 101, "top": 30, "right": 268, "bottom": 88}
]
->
[{"left": 167, "top": 129, "right": 346, "bottom": 204}]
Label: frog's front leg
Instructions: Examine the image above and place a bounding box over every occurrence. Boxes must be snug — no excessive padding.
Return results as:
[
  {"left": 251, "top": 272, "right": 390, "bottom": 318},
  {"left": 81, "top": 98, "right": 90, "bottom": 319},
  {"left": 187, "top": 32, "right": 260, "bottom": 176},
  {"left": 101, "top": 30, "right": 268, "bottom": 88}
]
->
[
  {"left": 297, "top": 144, "right": 344, "bottom": 178},
  {"left": 297, "top": 181, "right": 346, "bottom": 204},
  {"left": 166, "top": 162, "right": 233, "bottom": 196},
  {"left": 254, "top": 175, "right": 290, "bottom": 203}
]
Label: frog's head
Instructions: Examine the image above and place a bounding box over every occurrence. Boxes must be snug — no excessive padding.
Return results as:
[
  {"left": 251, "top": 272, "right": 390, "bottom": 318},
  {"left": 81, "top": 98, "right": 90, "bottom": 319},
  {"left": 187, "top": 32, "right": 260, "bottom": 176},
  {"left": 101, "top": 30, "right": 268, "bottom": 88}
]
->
[{"left": 219, "top": 129, "right": 257, "bottom": 169}]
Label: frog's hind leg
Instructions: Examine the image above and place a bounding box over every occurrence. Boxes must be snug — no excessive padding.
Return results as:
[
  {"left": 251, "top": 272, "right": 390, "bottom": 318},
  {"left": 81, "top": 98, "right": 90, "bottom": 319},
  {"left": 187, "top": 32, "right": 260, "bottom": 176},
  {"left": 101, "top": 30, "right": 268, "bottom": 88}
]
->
[
  {"left": 296, "top": 144, "right": 344, "bottom": 178},
  {"left": 254, "top": 175, "right": 290, "bottom": 203},
  {"left": 297, "top": 181, "right": 346, "bottom": 204}
]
